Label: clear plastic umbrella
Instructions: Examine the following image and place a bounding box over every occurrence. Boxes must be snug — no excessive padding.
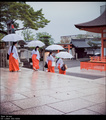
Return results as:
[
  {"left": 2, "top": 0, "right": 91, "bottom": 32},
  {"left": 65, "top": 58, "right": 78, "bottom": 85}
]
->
[
  {"left": 45, "top": 45, "right": 64, "bottom": 50},
  {"left": 56, "top": 51, "right": 73, "bottom": 59},
  {"left": 1, "top": 34, "right": 24, "bottom": 42},
  {"left": 28, "top": 40, "right": 45, "bottom": 47}
]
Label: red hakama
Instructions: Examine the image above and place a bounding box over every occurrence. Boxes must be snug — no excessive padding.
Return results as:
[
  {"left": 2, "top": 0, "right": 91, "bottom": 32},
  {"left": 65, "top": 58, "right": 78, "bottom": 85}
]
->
[
  {"left": 32, "top": 54, "right": 39, "bottom": 70},
  {"left": 47, "top": 61, "right": 55, "bottom": 73},
  {"left": 58, "top": 65, "right": 66, "bottom": 75},
  {"left": 9, "top": 53, "right": 19, "bottom": 72}
]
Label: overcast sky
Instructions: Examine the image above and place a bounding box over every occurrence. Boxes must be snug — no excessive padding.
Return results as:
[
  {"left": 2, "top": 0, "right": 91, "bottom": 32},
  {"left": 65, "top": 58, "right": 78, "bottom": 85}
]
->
[{"left": 16, "top": 2, "right": 106, "bottom": 43}]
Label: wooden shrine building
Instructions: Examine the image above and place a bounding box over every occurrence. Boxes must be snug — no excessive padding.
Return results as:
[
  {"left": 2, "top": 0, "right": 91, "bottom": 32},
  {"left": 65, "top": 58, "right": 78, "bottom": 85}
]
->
[{"left": 75, "top": 10, "right": 106, "bottom": 71}]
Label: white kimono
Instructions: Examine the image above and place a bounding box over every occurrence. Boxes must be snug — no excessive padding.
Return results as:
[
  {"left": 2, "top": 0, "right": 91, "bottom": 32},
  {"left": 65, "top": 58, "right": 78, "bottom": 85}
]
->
[
  {"left": 56, "top": 58, "right": 63, "bottom": 68},
  {"left": 31, "top": 49, "right": 40, "bottom": 60},
  {"left": 8, "top": 46, "right": 19, "bottom": 60},
  {"left": 47, "top": 55, "right": 54, "bottom": 64}
]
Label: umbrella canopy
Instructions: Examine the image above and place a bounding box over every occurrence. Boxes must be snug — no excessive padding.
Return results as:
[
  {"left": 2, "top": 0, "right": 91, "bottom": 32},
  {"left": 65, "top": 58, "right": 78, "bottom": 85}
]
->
[
  {"left": 28, "top": 40, "right": 45, "bottom": 47},
  {"left": 56, "top": 51, "right": 73, "bottom": 59},
  {"left": 45, "top": 45, "right": 64, "bottom": 50},
  {"left": 1, "top": 34, "right": 24, "bottom": 42}
]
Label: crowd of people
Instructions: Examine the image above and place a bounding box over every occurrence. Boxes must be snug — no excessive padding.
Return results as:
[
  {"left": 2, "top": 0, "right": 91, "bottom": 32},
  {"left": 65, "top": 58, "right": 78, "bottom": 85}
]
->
[{"left": 8, "top": 42, "right": 67, "bottom": 75}]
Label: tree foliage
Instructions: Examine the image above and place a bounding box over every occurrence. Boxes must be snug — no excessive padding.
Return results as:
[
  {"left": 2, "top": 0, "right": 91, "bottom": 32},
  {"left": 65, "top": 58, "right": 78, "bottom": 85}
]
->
[
  {"left": 87, "top": 41, "right": 98, "bottom": 49},
  {"left": 60, "top": 39, "right": 71, "bottom": 43},
  {"left": 21, "top": 29, "right": 35, "bottom": 41},
  {"left": 36, "top": 32, "right": 54, "bottom": 46},
  {"left": 0, "top": 2, "right": 50, "bottom": 34}
]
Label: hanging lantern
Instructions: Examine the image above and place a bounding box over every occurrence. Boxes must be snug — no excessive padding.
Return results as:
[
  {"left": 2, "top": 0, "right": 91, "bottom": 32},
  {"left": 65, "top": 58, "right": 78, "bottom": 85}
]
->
[{"left": 11, "top": 24, "right": 15, "bottom": 33}]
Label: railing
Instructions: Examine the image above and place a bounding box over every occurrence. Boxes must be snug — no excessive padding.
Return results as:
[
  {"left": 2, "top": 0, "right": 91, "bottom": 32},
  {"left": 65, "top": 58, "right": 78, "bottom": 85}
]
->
[
  {"left": 80, "top": 61, "right": 106, "bottom": 71},
  {"left": 80, "top": 56, "right": 106, "bottom": 71},
  {"left": 90, "top": 56, "right": 106, "bottom": 62}
]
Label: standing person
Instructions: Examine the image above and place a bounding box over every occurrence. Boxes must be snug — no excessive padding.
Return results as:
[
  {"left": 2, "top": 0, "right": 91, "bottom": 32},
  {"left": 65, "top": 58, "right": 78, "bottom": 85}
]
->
[
  {"left": 56, "top": 57, "right": 63, "bottom": 68},
  {"left": 58, "top": 63, "right": 67, "bottom": 75},
  {"left": 8, "top": 42, "right": 20, "bottom": 72},
  {"left": 46, "top": 52, "right": 55, "bottom": 73},
  {"left": 56, "top": 57, "right": 63, "bottom": 74},
  {"left": 32, "top": 46, "right": 40, "bottom": 71}
]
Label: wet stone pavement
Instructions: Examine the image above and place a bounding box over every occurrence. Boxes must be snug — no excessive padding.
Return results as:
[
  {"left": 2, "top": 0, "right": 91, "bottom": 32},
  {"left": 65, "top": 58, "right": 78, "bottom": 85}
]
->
[{"left": 0, "top": 59, "right": 106, "bottom": 115}]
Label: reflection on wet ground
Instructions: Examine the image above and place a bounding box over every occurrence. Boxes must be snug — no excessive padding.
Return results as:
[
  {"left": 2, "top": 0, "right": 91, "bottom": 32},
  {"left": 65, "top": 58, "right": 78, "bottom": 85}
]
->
[{"left": 0, "top": 66, "right": 106, "bottom": 115}]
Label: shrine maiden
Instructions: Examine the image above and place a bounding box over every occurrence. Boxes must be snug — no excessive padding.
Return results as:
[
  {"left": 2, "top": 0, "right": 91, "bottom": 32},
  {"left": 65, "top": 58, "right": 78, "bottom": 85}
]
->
[
  {"left": 32, "top": 46, "right": 40, "bottom": 70},
  {"left": 58, "top": 63, "right": 67, "bottom": 75},
  {"left": 56, "top": 57, "right": 63, "bottom": 68},
  {"left": 8, "top": 42, "right": 20, "bottom": 72},
  {"left": 46, "top": 52, "right": 55, "bottom": 73}
]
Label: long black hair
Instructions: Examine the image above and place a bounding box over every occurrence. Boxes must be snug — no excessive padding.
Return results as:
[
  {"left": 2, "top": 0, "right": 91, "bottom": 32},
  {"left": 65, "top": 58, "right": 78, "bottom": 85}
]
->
[
  {"left": 49, "top": 51, "right": 52, "bottom": 56},
  {"left": 11, "top": 42, "right": 17, "bottom": 52},
  {"left": 35, "top": 46, "right": 39, "bottom": 51},
  {"left": 56, "top": 58, "right": 60, "bottom": 63}
]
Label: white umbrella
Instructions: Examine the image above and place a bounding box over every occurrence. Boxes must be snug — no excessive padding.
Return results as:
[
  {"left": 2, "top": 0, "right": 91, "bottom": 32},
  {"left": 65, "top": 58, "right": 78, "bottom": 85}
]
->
[
  {"left": 56, "top": 51, "right": 73, "bottom": 59},
  {"left": 28, "top": 40, "right": 45, "bottom": 47},
  {"left": 1, "top": 34, "right": 24, "bottom": 42},
  {"left": 94, "top": 52, "right": 100, "bottom": 55},
  {"left": 45, "top": 45, "right": 64, "bottom": 50}
]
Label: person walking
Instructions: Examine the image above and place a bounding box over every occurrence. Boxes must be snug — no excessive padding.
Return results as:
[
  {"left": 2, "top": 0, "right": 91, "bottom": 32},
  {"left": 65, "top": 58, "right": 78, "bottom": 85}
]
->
[
  {"left": 56, "top": 57, "right": 63, "bottom": 69},
  {"left": 31, "top": 46, "right": 40, "bottom": 71},
  {"left": 46, "top": 52, "right": 55, "bottom": 73},
  {"left": 56, "top": 58, "right": 67, "bottom": 75},
  {"left": 8, "top": 42, "right": 20, "bottom": 72}
]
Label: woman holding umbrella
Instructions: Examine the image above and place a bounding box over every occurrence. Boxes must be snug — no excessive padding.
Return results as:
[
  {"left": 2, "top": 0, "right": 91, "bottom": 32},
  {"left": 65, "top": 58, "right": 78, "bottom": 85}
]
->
[
  {"left": 56, "top": 57, "right": 67, "bottom": 75},
  {"left": 56, "top": 51, "right": 72, "bottom": 75},
  {"left": 8, "top": 42, "right": 20, "bottom": 72},
  {"left": 56, "top": 57, "right": 63, "bottom": 68},
  {"left": 58, "top": 63, "right": 67, "bottom": 75},
  {"left": 46, "top": 52, "right": 55, "bottom": 73},
  {"left": 32, "top": 46, "right": 40, "bottom": 71}
]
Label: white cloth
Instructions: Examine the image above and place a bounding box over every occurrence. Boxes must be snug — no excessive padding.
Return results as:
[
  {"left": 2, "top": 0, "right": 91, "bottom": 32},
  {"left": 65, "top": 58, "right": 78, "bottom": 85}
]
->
[
  {"left": 8, "top": 46, "right": 19, "bottom": 60},
  {"left": 56, "top": 58, "right": 63, "bottom": 67},
  {"left": 31, "top": 49, "right": 40, "bottom": 60},
  {"left": 60, "top": 63, "right": 64, "bottom": 68},
  {"left": 46, "top": 55, "right": 54, "bottom": 63}
]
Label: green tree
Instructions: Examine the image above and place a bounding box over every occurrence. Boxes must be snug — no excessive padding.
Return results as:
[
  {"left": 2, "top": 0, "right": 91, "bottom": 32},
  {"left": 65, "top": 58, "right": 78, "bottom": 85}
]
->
[
  {"left": 21, "top": 29, "right": 35, "bottom": 41},
  {"left": 76, "top": 34, "right": 84, "bottom": 39},
  {"left": 0, "top": 2, "right": 50, "bottom": 34},
  {"left": 36, "top": 32, "right": 54, "bottom": 46},
  {"left": 87, "top": 40, "right": 99, "bottom": 54},
  {"left": 0, "top": 33, "right": 5, "bottom": 41},
  {"left": 60, "top": 39, "right": 70, "bottom": 43}
]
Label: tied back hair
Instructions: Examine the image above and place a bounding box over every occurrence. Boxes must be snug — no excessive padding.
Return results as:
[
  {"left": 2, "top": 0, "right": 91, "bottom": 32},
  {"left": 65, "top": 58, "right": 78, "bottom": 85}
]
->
[
  {"left": 35, "top": 46, "right": 39, "bottom": 51},
  {"left": 56, "top": 58, "right": 60, "bottom": 63},
  {"left": 61, "top": 64, "right": 67, "bottom": 71},
  {"left": 49, "top": 51, "right": 52, "bottom": 56},
  {"left": 11, "top": 42, "right": 17, "bottom": 52}
]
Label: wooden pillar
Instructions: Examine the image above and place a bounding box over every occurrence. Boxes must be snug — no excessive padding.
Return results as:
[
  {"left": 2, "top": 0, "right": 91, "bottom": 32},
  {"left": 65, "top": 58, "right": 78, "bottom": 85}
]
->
[
  {"left": 57, "top": 50, "right": 59, "bottom": 53},
  {"left": 101, "top": 32, "right": 104, "bottom": 60}
]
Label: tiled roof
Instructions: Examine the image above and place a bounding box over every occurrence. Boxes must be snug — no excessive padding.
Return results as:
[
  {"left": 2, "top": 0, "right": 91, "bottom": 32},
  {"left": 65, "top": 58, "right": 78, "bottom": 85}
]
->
[
  {"left": 75, "top": 10, "right": 106, "bottom": 28},
  {"left": 71, "top": 39, "right": 90, "bottom": 48}
]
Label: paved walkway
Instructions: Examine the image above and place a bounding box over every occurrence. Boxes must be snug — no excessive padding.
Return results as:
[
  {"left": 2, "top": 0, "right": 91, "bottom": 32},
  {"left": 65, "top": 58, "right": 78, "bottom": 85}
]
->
[{"left": 0, "top": 66, "right": 106, "bottom": 115}]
